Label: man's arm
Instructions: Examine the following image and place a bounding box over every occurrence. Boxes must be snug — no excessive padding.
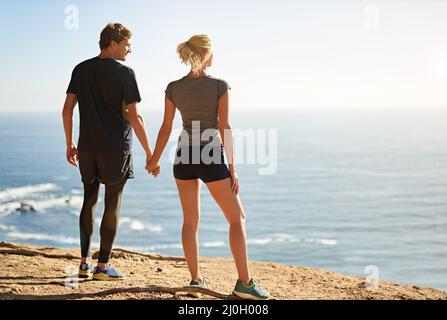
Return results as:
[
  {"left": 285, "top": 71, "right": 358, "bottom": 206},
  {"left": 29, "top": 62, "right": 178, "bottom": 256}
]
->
[
  {"left": 62, "top": 93, "right": 78, "bottom": 167},
  {"left": 127, "top": 103, "right": 157, "bottom": 173}
]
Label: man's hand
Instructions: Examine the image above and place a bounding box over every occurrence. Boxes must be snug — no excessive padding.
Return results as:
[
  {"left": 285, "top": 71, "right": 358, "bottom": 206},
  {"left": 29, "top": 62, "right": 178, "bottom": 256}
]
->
[
  {"left": 146, "top": 158, "right": 160, "bottom": 177},
  {"left": 66, "top": 144, "right": 78, "bottom": 167},
  {"left": 62, "top": 93, "right": 78, "bottom": 167}
]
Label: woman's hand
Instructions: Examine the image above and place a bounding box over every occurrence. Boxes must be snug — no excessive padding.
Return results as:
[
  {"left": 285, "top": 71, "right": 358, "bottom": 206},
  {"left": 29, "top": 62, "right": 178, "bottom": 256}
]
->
[{"left": 229, "top": 167, "right": 239, "bottom": 195}]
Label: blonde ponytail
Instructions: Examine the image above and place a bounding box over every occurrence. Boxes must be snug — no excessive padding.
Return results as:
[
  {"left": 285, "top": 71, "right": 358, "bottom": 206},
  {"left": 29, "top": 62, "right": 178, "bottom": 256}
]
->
[{"left": 177, "top": 34, "right": 212, "bottom": 74}]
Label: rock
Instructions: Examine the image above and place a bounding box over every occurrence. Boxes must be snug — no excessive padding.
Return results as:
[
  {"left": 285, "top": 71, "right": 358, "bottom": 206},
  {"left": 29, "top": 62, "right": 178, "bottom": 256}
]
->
[
  {"left": 92, "top": 250, "right": 130, "bottom": 260},
  {"left": 16, "top": 203, "right": 37, "bottom": 213},
  {"left": 156, "top": 268, "right": 162, "bottom": 272}
]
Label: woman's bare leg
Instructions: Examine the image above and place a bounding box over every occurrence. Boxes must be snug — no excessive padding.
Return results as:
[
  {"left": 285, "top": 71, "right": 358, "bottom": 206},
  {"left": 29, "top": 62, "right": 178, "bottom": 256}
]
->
[
  {"left": 175, "top": 178, "right": 202, "bottom": 281},
  {"left": 205, "top": 177, "right": 251, "bottom": 283}
]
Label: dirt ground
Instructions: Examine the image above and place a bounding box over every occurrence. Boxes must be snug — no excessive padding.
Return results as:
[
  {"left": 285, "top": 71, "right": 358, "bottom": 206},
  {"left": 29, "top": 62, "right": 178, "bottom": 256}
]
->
[{"left": 0, "top": 241, "right": 446, "bottom": 300}]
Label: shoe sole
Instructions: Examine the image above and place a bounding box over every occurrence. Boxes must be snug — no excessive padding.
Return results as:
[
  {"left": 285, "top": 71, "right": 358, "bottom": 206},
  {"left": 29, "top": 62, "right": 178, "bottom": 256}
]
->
[
  {"left": 232, "top": 290, "right": 270, "bottom": 300},
  {"left": 78, "top": 270, "right": 92, "bottom": 279},
  {"left": 188, "top": 292, "right": 202, "bottom": 298},
  {"left": 93, "top": 273, "right": 127, "bottom": 281}
]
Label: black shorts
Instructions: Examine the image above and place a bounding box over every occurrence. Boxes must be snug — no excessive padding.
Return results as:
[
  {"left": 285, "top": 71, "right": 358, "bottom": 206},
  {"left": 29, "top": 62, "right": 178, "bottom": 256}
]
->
[
  {"left": 173, "top": 144, "right": 231, "bottom": 183},
  {"left": 78, "top": 151, "right": 134, "bottom": 185}
]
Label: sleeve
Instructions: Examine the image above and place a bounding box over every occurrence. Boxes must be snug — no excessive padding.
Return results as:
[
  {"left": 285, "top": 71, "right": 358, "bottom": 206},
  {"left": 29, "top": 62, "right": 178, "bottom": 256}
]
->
[
  {"left": 165, "top": 82, "right": 174, "bottom": 102},
  {"left": 217, "top": 79, "right": 231, "bottom": 98},
  {"left": 122, "top": 67, "right": 142, "bottom": 105},
  {"left": 66, "top": 66, "right": 78, "bottom": 94}
]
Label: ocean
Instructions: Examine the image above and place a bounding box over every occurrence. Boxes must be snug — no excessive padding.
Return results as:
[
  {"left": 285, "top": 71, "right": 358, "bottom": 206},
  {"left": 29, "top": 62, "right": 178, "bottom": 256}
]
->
[{"left": 0, "top": 108, "right": 446, "bottom": 291}]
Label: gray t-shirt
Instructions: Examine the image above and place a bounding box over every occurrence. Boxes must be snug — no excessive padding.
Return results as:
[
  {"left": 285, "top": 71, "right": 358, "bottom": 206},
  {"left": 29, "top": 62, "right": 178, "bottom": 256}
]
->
[{"left": 165, "top": 75, "right": 230, "bottom": 146}]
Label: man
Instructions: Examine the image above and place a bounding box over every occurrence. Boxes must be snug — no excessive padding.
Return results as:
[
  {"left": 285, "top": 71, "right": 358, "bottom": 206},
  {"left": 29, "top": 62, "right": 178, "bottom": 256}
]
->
[{"left": 62, "top": 23, "right": 159, "bottom": 280}]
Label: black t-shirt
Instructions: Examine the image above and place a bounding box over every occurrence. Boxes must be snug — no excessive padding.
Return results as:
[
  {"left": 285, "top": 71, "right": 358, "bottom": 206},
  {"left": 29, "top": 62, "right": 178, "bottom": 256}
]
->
[{"left": 66, "top": 57, "right": 141, "bottom": 155}]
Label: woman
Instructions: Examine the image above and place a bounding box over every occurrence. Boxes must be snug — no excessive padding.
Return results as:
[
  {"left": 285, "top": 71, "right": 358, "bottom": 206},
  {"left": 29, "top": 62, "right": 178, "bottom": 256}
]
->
[{"left": 146, "top": 34, "right": 270, "bottom": 300}]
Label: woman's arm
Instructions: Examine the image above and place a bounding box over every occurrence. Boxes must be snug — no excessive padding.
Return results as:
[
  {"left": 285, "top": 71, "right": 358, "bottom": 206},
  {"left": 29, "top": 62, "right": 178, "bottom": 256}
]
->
[
  {"left": 146, "top": 95, "right": 176, "bottom": 172},
  {"left": 218, "top": 91, "right": 239, "bottom": 194}
]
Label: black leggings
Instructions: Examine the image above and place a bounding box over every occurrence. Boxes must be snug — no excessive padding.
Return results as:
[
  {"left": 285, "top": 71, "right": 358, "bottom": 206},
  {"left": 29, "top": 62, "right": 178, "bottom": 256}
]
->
[{"left": 79, "top": 179, "right": 126, "bottom": 263}]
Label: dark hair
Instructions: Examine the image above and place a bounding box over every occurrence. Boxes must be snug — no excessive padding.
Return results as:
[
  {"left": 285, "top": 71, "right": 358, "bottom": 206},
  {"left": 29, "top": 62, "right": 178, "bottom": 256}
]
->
[{"left": 99, "top": 23, "right": 132, "bottom": 50}]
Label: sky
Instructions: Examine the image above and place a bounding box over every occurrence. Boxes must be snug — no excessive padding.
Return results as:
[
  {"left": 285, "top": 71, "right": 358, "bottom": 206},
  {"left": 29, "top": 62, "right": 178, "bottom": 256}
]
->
[{"left": 0, "top": 0, "right": 447, "bottom": 112}]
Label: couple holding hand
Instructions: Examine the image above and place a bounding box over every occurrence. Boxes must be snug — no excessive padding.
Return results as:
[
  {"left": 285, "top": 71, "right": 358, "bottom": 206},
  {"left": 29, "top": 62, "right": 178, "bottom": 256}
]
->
[{"left": 62, "top": 23, "right": 270, "bottom": 300}]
